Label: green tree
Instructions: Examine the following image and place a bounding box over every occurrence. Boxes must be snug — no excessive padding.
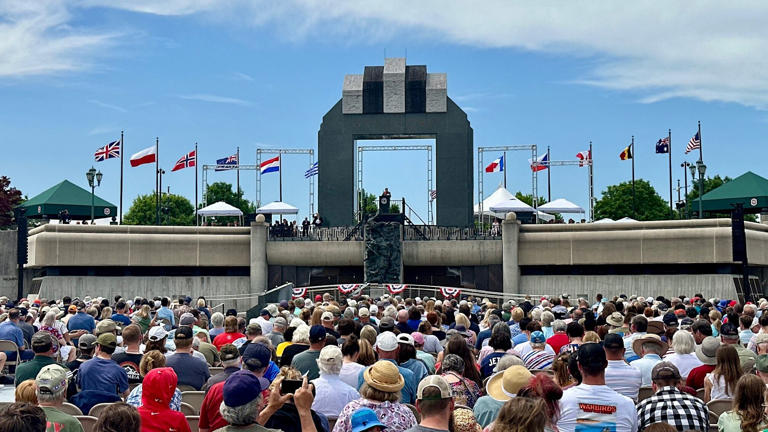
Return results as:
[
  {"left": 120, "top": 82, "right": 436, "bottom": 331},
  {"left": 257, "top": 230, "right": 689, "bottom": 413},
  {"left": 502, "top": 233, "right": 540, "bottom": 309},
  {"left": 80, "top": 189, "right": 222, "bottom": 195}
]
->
[
  {"left": 124, "top": 193, "right": 195, "bottom": 226},
  {"left": 594, "top": 179, "right": 670, "bottom": 221},
  {"left": 684, "top": 174, "right": 756, "bottom": 221},
  {"left": 0, "top": 176, "right": 22, "bottom": 228},
  {"left": 204, "top": 182, "right": 254, "bottom": 215}
]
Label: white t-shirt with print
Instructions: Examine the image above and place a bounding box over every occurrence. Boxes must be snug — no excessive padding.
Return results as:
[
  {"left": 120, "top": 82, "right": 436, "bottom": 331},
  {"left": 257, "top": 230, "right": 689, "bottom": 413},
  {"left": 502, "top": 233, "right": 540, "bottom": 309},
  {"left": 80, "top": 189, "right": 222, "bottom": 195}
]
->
[{"left": 557, "top": 383, "right": 638, "bottom": 432}]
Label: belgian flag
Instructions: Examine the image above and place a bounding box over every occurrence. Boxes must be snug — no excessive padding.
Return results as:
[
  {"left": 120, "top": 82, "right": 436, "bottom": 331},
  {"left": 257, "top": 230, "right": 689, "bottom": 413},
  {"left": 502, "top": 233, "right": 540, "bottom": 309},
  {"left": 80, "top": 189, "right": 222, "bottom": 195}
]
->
[{"left": 619, "top": 144, "right": 633, "bottom": 160}]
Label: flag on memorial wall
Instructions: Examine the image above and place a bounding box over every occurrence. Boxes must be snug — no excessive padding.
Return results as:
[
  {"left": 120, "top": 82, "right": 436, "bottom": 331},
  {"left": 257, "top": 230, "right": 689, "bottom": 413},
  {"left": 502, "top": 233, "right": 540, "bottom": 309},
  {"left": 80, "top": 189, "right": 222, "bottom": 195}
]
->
[
  {"left": 171, "top": 150, "right": 196, "bottom": 172},
  {"left": 619, "top": 145, "right": 633, "bottom": 160},
  {"left": 260, "top": 156, "right": 280, "bottom": 174},
  {"left": 95, "top": 140, "right": 120, "bottom": 162},
  {"left": 529, "top": 152, "right": 549, "bottom": 172},
  {"left": 686, "top": 131, "right": 701, "bottom": 154},
  {"left": 655, "top": 137, "right": 670, "bottom": 154},
  {"left": 305, "top": 162, "right": 318, "bottom": 178},
  {"left": 215, "top": 154, "right": 238, "bottom": 171},
  {"left": 485, "top": 155, "right": 504, "bottom": 173},
  {"left": 130, "top": 145, "right": 157, "bottom": 167},
  {"left": 576, "top": 150, "right": 591, "bottom": 167},
  {"left": 429, "top": 189, "right": 437, "bottom": 201}
]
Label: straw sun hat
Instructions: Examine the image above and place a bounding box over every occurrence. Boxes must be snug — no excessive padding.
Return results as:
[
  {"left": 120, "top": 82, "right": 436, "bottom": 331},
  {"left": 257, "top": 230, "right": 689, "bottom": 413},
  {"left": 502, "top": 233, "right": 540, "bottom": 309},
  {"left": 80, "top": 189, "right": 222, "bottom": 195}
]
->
[
  {"left": 363, "top": 360, "right": 405, "bottom": 393},
  {"left": 486, "top": 365, "right": 533, "bottom": 401}
]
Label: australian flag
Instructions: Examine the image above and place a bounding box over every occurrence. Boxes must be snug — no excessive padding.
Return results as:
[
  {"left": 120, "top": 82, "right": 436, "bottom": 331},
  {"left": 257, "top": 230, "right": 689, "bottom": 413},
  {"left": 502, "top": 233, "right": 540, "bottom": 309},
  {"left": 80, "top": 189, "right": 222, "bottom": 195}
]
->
[
  {"left": 215, "top": 154, "right": 238, "bottom": 171},
  {"left": 655, "top": 137, "right": 670, "bottom": 154}
]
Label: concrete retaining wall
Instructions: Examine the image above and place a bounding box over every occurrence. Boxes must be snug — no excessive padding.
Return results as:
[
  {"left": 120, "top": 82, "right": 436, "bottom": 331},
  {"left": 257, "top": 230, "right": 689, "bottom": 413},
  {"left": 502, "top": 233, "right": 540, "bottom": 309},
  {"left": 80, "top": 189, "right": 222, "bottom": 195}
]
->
[
  {"left": 267, "top": 241, "right": 364, "bottom": 266},
  {"left": 521, "top": 274, "right": 737, "bottom": 302},
  {"left": 403, "top": 240, "right": 502, "bottom": 266}
]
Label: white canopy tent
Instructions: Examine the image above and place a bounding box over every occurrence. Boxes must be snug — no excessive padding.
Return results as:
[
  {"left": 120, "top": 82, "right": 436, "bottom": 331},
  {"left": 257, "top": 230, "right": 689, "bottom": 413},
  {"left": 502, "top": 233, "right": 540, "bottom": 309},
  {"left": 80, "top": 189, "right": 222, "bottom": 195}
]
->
[
  {"left": 538, "top": 198, "right": 585, "bottom": 214},
  {"left": 593, "top": 218, "right": 615, "bottom": 224},
  {"left": 489, "top": 198, "right": 554, "bottom": 222},
  {"left": 255, "top": 201, "right": 299, "bottom": 215},
  {"left": 617, "top": 217, "right": 638, "bottom": 223},
  {"left": 477, "top": 186, "right": 554, "bottom": 222},
  {"left": 196, "top": 201, "right": 244, "bottom": 225}
]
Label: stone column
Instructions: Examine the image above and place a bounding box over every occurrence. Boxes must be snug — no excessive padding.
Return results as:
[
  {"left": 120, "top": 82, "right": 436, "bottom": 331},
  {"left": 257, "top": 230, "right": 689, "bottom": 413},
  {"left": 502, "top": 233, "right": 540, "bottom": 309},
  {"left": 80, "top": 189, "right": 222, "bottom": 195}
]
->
[
  {"left": 502, "top": 212, "right": 521, "bottom": 295},
  {"left": 250, "top": 215, "right": 268, "bottom": 296}
]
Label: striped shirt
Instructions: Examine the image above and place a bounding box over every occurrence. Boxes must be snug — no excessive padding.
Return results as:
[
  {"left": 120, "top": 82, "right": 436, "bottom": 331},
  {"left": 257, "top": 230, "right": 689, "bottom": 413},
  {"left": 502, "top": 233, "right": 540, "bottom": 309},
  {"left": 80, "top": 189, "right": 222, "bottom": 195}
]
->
[{"left": 523, "top": 349, "right": 554, "bottom": 370}]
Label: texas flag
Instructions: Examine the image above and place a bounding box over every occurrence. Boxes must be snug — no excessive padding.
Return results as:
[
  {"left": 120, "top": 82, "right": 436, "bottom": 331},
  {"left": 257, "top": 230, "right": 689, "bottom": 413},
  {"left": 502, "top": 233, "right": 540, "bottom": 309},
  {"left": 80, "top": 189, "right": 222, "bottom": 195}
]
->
[
  {"left": 260, "top": 156, "right": 280, "bottom": 174},
  {"left": 529, "top": 152, "right": 549, "bottom": 172},
  {"left": 130, "top": 145, "right": 157, "bottom": 167},
  {"left": 484, "top": 155, "right": 504, "bottom": 173}
]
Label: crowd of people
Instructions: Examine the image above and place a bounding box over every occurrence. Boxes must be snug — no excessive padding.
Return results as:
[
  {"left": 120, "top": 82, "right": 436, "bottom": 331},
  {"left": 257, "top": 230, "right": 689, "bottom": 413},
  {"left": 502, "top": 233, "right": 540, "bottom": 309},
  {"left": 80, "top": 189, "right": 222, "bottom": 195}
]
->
[{"left": 0, "top": 291, "right": 767, "bottom": 431}]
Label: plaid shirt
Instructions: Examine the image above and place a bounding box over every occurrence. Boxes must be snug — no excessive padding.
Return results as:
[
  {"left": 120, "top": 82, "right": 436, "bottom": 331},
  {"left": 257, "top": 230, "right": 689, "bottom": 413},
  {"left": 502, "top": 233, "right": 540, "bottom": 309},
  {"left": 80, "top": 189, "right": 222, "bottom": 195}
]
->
[{"left": 636, "top": 386, "right": 709, "bottom": 431}]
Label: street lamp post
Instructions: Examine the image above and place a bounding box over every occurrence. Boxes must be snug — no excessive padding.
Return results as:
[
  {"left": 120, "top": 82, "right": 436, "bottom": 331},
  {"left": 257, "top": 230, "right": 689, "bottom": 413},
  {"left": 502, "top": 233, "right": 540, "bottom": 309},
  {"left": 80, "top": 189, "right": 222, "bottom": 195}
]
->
[
  {"left": 681, "top": 162, "right": 691, "bottom": 219},
  {"left": 689, "top": 164, "right": 697, "bottom": 218},
  {"left": 86, "top": 167, "right": 103, "bottom": 224},
  {"left": 696, "top": 160, "right": 707, "bottom": 219}
]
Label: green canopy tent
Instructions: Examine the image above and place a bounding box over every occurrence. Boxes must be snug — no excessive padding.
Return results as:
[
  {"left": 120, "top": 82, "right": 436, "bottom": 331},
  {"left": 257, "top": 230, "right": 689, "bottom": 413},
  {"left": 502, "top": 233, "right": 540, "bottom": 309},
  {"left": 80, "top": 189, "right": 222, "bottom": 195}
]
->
[
  {"left": 699, "top": 171, "right": 768, "bottom": 214},
  {"left": 19, "top": 180, "right": 117, "bottom": 221}
]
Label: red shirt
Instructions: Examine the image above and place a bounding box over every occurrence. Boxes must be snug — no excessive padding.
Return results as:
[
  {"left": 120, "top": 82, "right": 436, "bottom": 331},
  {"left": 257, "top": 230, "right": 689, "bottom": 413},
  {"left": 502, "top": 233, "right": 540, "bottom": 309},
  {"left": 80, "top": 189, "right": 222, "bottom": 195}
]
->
[
  {"left": 199, "top": 382, "right": 228, "bottom": 431},
  {"left": 212, "top": 332, "right": 246, "bottom": 351},
  {"left": 547, "top": 333, "right": 570, "bottom": 354},
  {"left": 686, "top": 364, "right": 715, "bottom": 390}
]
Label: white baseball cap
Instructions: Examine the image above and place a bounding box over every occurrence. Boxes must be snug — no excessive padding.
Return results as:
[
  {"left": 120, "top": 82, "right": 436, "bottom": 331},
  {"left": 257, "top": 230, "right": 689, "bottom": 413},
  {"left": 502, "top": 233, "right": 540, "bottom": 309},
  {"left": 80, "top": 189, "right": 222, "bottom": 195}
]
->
[
  {"left": 148, "top": 325, "right": 168, "bottom": 341},
  {"left": 376, "top": 331, "right": 398, "bottom": 352}
]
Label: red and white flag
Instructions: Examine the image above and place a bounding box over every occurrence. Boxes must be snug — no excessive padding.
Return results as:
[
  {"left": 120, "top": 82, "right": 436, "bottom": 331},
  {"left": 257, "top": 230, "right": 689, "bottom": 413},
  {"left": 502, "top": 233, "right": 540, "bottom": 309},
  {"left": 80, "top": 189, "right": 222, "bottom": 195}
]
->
[
  {"left": 576, "top": 150, "right": 591, "bottom": 167},
  {"left": 172, "top": 150, "right": 196, "bottom": 172},
  {"left": 130, "top": 145, "right": 157, "bottom": 167}
]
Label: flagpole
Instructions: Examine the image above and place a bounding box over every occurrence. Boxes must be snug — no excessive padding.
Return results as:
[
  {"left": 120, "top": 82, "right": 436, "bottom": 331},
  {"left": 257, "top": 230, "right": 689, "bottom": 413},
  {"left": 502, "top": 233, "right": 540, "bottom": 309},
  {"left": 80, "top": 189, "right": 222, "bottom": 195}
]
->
[
  {"left": 547, "top": 146, "right": 551, "bottom": 202},
  {"left": 666, "top": 129, "right": 674, "bottom": 218},
  {"left": 697, "top": 121, "right": 703, "bottom": 219},
  {"left": 279, "top": 153, "right": 283, "bottom": 202},
  {"left": 588, "top": 141, "right": 594, "bottom": 222},
  {"left": 236, "top": 146, "right": 240, "bottom": 194},
  {"left": 503, "top": 151, "right": 507, "bottom": 189},
  {"left": 155, "top": 137, "right": 160, "bottom": 226},
  {"left": 195, "top": 142, "right": 199, "bottom": 227},
  {"left": 120, "top": 130, "right": 124, "bottom": 225},
  {"left": 631, "top": 136, "right": 636, "bottom": 219}
]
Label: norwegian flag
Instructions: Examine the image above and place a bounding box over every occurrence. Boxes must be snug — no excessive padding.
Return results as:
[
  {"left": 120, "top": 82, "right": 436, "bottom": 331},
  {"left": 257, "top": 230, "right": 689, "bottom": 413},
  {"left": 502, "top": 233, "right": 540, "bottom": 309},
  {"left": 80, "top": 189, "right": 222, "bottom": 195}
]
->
[
  {"left": 440, "top": 287, "right": 461, "bottom": 298},
  {"left": 576, "top": 150, "right": 591, "bottom": 167},
  {"left": 94, "top": 140, "right": 120, "bottom": 162},
  {"left": 386, "top": 284, "right": 407, "bottom": 295},
  {"left": 172, "top": 150, "right": 196, "bottom": 172}
]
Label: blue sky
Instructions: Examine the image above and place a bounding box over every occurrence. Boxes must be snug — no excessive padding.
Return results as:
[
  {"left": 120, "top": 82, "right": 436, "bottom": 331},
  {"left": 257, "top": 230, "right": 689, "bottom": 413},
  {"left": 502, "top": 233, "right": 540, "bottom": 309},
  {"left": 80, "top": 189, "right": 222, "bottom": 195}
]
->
[{"left": 2, "top": 2, "right": 767, "bottom": 222}]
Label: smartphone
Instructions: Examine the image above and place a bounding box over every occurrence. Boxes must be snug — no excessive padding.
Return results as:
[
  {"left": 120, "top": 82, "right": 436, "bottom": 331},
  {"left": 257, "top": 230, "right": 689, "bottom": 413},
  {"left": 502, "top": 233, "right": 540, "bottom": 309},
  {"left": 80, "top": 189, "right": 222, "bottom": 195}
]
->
[{"left": 280, "top": 379, "right": 303, "bottom": 395}]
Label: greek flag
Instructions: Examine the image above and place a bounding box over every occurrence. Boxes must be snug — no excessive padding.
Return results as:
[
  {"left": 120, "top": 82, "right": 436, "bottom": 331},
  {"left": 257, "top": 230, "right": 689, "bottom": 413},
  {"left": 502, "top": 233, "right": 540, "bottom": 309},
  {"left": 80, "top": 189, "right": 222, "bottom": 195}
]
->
[{"left": 304, "top": 161, "right": 318, "bottom": 178}]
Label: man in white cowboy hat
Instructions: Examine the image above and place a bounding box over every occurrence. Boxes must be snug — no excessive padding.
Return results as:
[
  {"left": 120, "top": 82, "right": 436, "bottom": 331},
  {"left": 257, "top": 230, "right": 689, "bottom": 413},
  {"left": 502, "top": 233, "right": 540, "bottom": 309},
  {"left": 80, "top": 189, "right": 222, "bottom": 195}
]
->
[
  {"left": 630, "top": 333, "right": 667, "bottom": 387},
  {"left": 472, "top": 365, "right": 532, "bottom": 428}
]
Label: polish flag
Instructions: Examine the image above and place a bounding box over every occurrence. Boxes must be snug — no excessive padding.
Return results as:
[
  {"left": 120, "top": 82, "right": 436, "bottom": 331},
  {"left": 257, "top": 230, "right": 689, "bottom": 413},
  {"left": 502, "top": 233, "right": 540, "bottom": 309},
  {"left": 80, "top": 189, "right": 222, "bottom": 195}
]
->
[{"left": 130, "top": 145, "right": 157, "bottom": 167}]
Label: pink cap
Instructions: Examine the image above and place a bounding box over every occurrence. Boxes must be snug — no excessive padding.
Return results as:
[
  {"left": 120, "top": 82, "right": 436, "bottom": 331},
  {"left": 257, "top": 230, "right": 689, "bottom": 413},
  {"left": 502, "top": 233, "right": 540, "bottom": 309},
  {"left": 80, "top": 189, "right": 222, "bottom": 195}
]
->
[{"left": 411, "top": 332, "right": 425, "bottom": 346}]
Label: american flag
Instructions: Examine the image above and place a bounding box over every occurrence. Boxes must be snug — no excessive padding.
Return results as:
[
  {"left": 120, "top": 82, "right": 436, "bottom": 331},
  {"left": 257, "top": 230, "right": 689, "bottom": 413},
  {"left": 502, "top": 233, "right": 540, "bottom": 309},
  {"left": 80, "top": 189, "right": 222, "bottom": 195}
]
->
[
  {"left": 171, "top": 150, "right": 196, "bottom": 172},
  {"left": 429, "top": 189, "right": 437, "bottom": 201},
  {"left": 685, "top": 131, "right": 701, "bottom": 154},
  {"left": 94, "top": 140, "right": 120, "bottom": 162}
]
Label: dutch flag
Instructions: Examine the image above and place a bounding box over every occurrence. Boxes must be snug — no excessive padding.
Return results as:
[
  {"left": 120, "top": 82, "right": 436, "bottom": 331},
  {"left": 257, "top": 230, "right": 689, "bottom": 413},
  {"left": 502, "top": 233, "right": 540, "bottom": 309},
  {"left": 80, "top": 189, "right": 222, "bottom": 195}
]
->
[{"left": 260, "top": 156, "right": 280, "bottom": 174}]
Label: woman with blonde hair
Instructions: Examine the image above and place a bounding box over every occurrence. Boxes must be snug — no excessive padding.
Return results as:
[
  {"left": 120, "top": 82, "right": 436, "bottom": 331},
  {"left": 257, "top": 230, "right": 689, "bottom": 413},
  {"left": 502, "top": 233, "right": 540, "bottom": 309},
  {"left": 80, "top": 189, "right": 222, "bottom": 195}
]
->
[
  {"left": 99, "top": 306, "right": 112, "bottom": 321},
  {"left": 704, "top": 345, "right": 742, "bottom": 402},
  {"left": 132, "top": 304, "right": 152, "bottom": 334},
  {"left": 360, "top": 325, "right": 377, "bottom": 347},
  {"left": 710, "top": 309, "right": 723, "bottom": 335},
  {"left": 454, "top": 313, "right": 477, "bottom": 347},
  {"left": 125, "top": 350, "right": 182, "bottom": 410},
  {"left": 582, "top": 331, "right": 600, "bottom": 343},
  {"left": 14, "top": 380, "right": 37, "bottom": 404},
  {"left": 552, "top": 352, "right": 576, "bottom": 389},
  {"left": 357, "top": 338, "right": 377, "bottom": 367},
  {"left": 718, "top": 374, "right": 768, "bottom": 432},
  {"left": 310, "top": 308, "right": 324, "bottom": 326}
]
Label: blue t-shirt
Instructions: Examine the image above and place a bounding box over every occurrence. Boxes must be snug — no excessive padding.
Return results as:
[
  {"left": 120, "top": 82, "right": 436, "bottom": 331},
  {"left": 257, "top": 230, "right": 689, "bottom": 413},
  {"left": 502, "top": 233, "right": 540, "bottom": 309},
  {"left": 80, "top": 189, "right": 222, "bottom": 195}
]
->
[
  {"left": 166, "top": 352, "right": 210, "bottom": 390},
  {"left": 68, "top": 312, "right": 96, "bottom": 333},
  {"left": 480, "top": 352, "right": 506, "bottom": 378},
  {"left": 512, "top": 333, "right": 528, "bottom": 346},
  {"left": 78, "top": 357, "right": 129, "bottom": 395},
  {"left": 475, "top": 329, "right": 492, "bottom": 349},
  {"left": 0, "top": 321, "right": 24, "bottom": 348},
  {"left": 110, "top": 313, "right": 132, "bottom": 327},
  {"left": 156, "top": 307, "right": 175, "bottom": 329}
]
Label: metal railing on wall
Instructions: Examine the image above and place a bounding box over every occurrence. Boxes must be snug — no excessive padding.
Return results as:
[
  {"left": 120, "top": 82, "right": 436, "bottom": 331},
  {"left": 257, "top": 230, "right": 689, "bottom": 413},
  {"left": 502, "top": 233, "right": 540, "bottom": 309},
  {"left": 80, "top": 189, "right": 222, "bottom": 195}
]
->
[
  {"left": 269, "top": 226, "right": 501, "bottom": 241},
  {"left": 269, "top": 226, "right": 363, "bottom": 241}
]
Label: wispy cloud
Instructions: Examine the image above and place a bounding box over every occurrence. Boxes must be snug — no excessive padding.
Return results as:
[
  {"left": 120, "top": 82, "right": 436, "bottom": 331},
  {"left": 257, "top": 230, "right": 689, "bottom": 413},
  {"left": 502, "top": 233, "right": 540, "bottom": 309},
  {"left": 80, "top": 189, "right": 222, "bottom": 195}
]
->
[
  {"left": 89, "top": 99, "right": 127, "bottom": 112},
  {"left": 462, "top": 106, "right": 479, "bottom": 113},
  {"left": 178, "top": 93, "right": 252, "bottom": 106},
  {"left": 232, "top": 71, "right": 254, "bottom": 82},
  {"left": 87, "top": 125, "right": 117, "bottom": 136}
]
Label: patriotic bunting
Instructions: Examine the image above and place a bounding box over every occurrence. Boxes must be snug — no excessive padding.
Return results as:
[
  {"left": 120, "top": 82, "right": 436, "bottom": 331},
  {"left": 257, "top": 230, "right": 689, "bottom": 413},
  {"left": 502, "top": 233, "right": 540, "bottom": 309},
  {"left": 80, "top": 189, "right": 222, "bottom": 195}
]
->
[
  {"left": 291, "top": 287, "right": 307, "bottom": 299},
  {"left": 440, "top": 287, "right": 461, "bottom": 298},
  {"left": 386, "top": 284, "right": 407, "bottom": 295},
  {"left": 338, "top": 284, "right": 360, "bottom": 294}
]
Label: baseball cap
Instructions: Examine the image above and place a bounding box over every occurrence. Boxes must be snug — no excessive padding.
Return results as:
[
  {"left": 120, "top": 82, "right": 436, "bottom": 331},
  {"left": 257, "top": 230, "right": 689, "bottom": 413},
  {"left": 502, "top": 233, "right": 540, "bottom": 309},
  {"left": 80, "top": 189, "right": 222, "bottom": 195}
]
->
[
  {"left": 603, "top": 333, "right": 624, "bottom": 350},
  {"left": 260, "top": 308, "right": 271, "bottom": 317},
  {"left": 397, "top": 333, "right": 415, "bottom": 346},
  {"left": 379, "top": 316, "right": 395, "bottom": 332},
  {"left": 720, "top": 323, "right": 738, "bottom": 338},
  {"left": 309, "top": 325, "right": 327, "bottom": 343},
  {"left": 273, "top": 317, "right": 287, "bottom": 328},
  {"left": 31, "top": 331, "right": 53, "bottom": 350},
  {"left": 78, "top": 334, "right": 97, "bottom": 350},
  {"left": 95, "top": 319, "right": 116, "bottom": 335},
  {"left": 246, "top": 322, "right": 262, "bottom": 334},
  {"left": 411, "top": 332, "right": 425, "bottom": 346},
  {"left": 220, "top": 344, "right": 241, "bottom": 362},
  {"left": 241, "top": 342, "right": 271, "bottom": 369},
  {"left": 350, "top": 408, "right": 386, "bottom": 432},
  {"left": 651, "top": 361, "right": 682, "bottom": 381},
  {"left": 662, "top": 312, "right": 679, "bottom": 327},
  {"left": 577, "top": 342, "right": 607, "bottom": 369},
  {"left": 680, "top": 317, "right": 694, "bottom": 329},
  {"left": 96, "top": 333, "right": 117, "bottom": 350},
  {"left": 223, "top": 370, "right": 270, "bottom": 407},
  {"left": 179, "top": 313, "right": 196, "bottom": 326},
  {"left": 318, "top": 345, "right": 343, "bottom": 365},
  {"left": 358, "top": 307, "right": 370, "bottom": 317},
  {"left": 148, "top": 325, "right": 168, "bottom": 341},
  {"left": 321, "top": 311, "right": 334, "bottom": 322},
  {"left": 530, "top": 331, "right": 546, "bottom": 344},
  {"left": 376, "top": 331, "right": 398, "bottom": 352},
  {"left": 174, "top": 326, "right": 193, "bottom": 341},
  {"left": 266, "top": 304, "right": 279, "bottom": 317},
  {"left": 226, "top": 308, "right": 237, "bottom": 317},
  {"left": 35, "top": 364, "right": 68, "bottom": 395},
  {"left": 416, "top": 375, "right": 452, "bottom": 400}
]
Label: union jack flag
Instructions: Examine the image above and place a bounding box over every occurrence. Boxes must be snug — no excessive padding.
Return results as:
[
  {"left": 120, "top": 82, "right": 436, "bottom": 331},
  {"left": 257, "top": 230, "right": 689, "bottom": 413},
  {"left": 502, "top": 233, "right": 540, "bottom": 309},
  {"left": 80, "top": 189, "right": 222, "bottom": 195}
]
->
[
  {"left": 172, "top": 150, "right": 196, "bottom": 172},
  {"left": 215, "top": 154, "right": 239, "bottom": 171},
  {"left": 94, "top": 140, "right": 120, "bottom": 162}
]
